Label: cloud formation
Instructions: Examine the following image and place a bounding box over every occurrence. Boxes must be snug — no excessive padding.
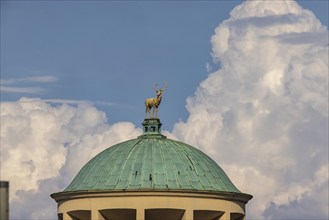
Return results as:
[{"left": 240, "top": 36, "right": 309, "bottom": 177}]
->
[
  {"left": 0, "top": 98, "right": 141, "bottom": 218},
  {"left": 0, "top": 75, "right": 58, "bottom": 94},
  {"left": 43, "top": 98, "right": 116, "bottom": 107},
  {"left": 0, "top": 86, "right": 44, "bottom": 94},
  {"left": 0, "top": 75, "right": 58, "bottom": 85},
  {"left": 173, "top": 1, "right": 328, "bottom": 219}
]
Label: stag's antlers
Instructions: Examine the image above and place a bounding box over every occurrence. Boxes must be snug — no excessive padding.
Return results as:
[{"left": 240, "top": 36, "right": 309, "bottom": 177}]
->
[
  {"left": 161, "top": 82, "right": 167, "bottom": 91},
  {"left": 153, "top": 82, "right": 166, "bottom": 92},
  {"left": 154, "top": 84, "right": 158, "bottom": 91}
]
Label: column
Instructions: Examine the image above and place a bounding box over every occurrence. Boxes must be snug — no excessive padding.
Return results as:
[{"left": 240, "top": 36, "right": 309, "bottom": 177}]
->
[
  {"left": 63, "top": 212, "right": 73, "bottom": 220},
  {"left": 92, "top": 209, "right": 105, "bottom": 220},
  {"left": 137, "top": 208, "right": 145, "bottom": 220},
  {"left": 183, "top": 209, "right": 193, "bottom": 220},
  {"left": 220, "top": 212, "right": 230, "bottom": 220}
]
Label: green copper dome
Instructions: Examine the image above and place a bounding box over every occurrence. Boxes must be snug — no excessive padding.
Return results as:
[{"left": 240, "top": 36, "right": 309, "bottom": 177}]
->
[{"left": 65, "top": 119, "right": 240, "bottom": 193}]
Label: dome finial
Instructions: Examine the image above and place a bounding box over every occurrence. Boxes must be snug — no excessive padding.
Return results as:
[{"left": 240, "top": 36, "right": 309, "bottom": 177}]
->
[
  {"left": 141, "top": 118, "right": 165, "bottom": 138},
  {"left": 145, "top": 82, "right": 167, "bottom": 119}
]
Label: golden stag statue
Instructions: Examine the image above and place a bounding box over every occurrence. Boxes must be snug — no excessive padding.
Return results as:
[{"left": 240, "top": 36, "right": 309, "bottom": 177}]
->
[{"left": 145, "top": 82, "right": 167, "bottom": 118}]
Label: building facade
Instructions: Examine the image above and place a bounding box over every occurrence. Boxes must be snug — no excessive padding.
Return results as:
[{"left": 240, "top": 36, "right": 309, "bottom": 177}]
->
[
  {"left": 0, "top": 181, "right": 9, "bottom": 220},
  {"left": 51, "top": 118, "right": 252, "bottom": 220}
]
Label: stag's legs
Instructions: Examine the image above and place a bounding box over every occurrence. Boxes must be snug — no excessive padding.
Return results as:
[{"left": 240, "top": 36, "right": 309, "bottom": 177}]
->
[
  {"left": 145, "top": 106, "right": 159, "bottom": 119},
  {"left": 151, "top": 107, "right": 155, "bottom": 118},
  {"left": 145, "top": 106, "right": 154, "bottom": 118},
  {"left": 145, "top": 103, "right": 151, "bottom": 118}
]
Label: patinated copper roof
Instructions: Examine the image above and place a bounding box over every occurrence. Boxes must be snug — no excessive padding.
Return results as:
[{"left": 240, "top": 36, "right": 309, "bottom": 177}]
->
[{"left": 64, "top": 119, "right": 240, "bottom": 193}]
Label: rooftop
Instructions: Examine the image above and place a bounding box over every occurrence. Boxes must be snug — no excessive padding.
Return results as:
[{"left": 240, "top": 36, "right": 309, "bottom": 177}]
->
[{"left": 64, "top": 118, "right": 241, "bottom": 194}]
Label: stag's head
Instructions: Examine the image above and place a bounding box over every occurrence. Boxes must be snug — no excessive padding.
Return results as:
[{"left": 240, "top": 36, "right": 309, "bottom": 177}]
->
[{"left": 154, "top": 82, "right": 167, "bottom": 98}]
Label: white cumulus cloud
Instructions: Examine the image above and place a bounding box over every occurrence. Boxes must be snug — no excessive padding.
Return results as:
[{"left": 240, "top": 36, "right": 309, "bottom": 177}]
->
[
  {"left": 0, "top": 97, "right": 141, "bottom": 218},
  {"left": 173, "top": 0, "right": 328, "bottom": 219}
]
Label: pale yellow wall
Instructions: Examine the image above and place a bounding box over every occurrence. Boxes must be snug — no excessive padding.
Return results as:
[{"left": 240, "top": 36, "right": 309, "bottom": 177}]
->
[{"left": 56, "top": 191, "right": 247, "bottom": 220}]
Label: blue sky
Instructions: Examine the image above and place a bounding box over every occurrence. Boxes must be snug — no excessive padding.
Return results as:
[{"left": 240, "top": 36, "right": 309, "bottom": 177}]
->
[
  {"left": 1, "top": 0, "right": 328, "bottom": 130},
  {"left": 1, "top": 1, "right": 328, "bottom": 219}
]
